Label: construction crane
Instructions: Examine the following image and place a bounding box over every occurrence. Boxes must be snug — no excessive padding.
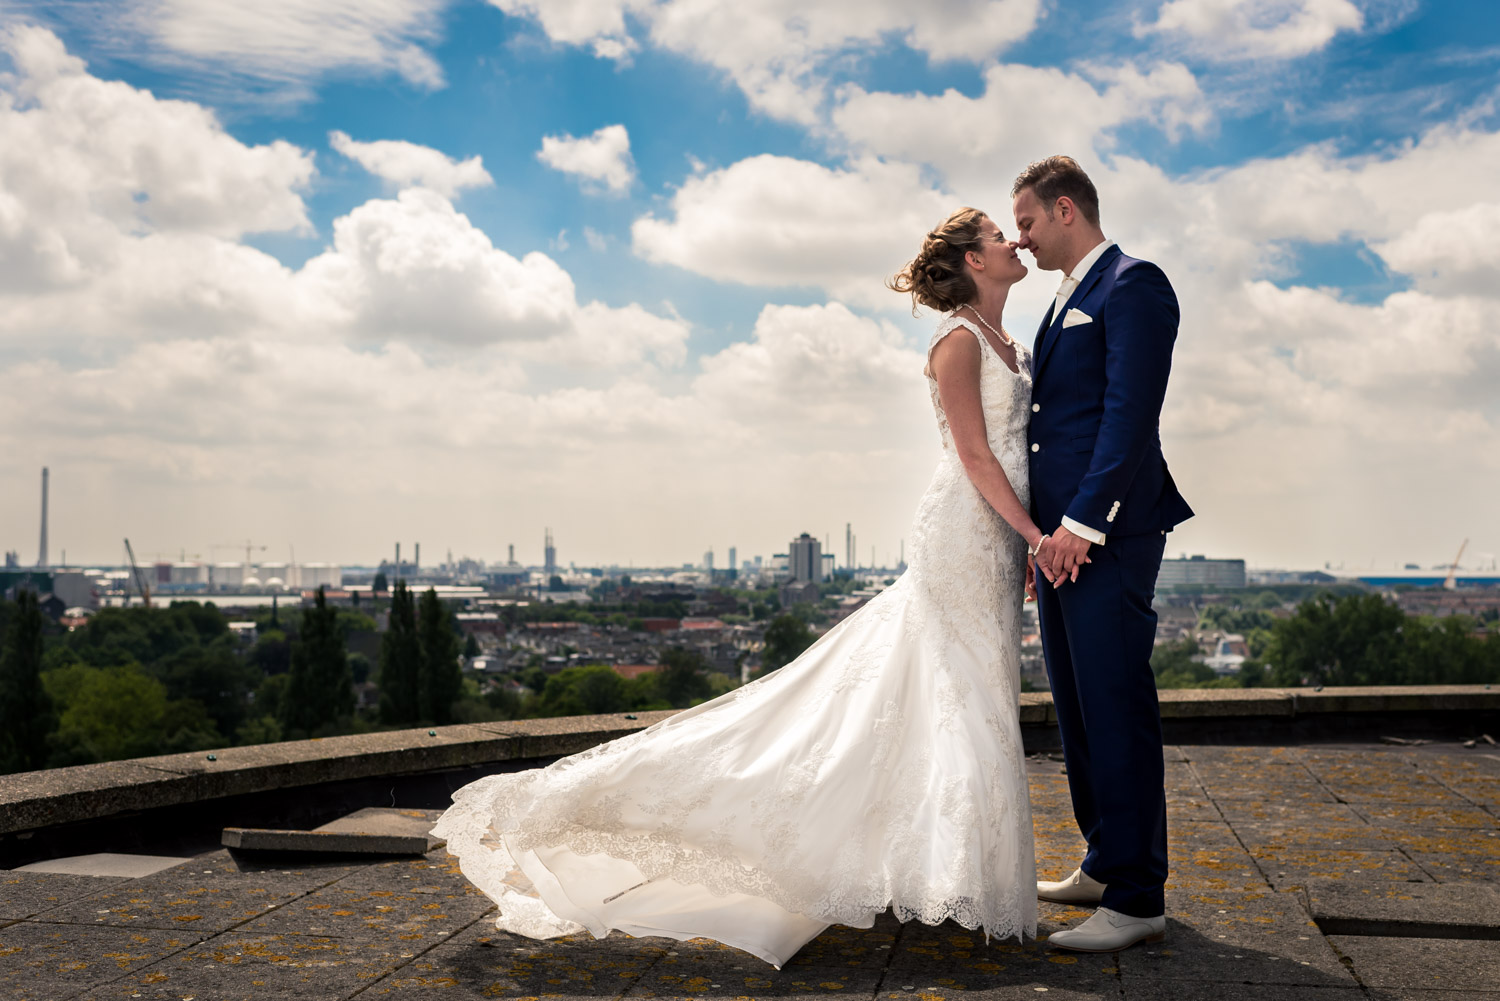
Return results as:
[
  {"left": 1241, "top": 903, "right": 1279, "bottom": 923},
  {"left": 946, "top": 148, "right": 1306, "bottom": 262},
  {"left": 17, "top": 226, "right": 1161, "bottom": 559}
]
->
[
  {"left": 212, "top": 540, "right": 268, "bottom": 564},
  {"left": 123, "top": 538, "right": 152, "bottom": 609},
  {"left": 1443, "top": 538, "right": 1468, "bottom": 591}
]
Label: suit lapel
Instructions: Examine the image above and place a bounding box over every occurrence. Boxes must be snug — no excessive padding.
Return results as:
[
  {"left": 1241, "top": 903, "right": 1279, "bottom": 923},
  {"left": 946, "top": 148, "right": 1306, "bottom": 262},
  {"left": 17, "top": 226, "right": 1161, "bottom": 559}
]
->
[
  {"left": 1029, "top": 302, "right": 1055, "bottom": 378},
  {"left": 1032, "top": 244, "right": 1121, "bottom": 384}
]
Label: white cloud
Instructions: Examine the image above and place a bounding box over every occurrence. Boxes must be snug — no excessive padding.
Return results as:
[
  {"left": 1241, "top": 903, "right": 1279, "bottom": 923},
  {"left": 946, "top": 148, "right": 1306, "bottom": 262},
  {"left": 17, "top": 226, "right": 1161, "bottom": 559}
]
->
[
  {"left": 120, "top": 0, "right": 448, "bottom": 98},
  {"left": 330, "top": 131, "right": 492, "bottom": 196},
  {"left": 632, "top": 155, "right": 954, "bottom": 306},
  {"left": 1137, "top": 0, "right": 1364, "bottom": 60},
  {"left": 536, "top": 124, "right": 635, "bottom": 194},
  {"left": 831, "top": 61, "right": 1210, "bottom": 194},
  {"left": 491, "top": 0, "right": 1043, "bottom": 124},
  {"left": 1372, "top": 203, "right": 1500, "bottom": 298}
]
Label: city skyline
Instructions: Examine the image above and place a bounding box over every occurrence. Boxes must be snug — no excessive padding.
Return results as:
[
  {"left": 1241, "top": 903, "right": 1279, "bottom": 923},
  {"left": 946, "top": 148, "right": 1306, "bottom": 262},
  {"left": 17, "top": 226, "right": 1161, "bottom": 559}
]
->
[{"left": 1, "top": 3, "right": 1497, "bottom": 572}]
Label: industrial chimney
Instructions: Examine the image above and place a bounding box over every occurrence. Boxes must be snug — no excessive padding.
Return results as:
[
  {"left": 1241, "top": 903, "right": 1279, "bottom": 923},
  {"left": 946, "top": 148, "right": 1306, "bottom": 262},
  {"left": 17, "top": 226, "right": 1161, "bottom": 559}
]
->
[{"left": 37, "top": 467, "right": 48, "bottom": 568}]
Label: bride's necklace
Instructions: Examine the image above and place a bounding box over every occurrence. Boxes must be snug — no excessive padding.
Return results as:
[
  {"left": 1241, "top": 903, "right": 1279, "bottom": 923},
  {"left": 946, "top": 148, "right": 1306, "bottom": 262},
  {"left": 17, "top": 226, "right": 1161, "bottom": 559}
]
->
[{"left": 957, "top": 303, "right": 1014, "bottom": 346}]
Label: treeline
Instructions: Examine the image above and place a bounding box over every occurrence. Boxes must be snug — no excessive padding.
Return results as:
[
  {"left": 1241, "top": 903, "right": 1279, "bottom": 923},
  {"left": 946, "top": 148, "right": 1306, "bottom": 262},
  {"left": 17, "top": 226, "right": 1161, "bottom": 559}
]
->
[
  {"left": 0, "top": 582, "right": 748, "bottom": 776},
  {"left": 1153, "top": 592, "right": 1500, "bottom": 689},
  {"left": 0, "top": 583, "right": 472, "bottom": 774}
]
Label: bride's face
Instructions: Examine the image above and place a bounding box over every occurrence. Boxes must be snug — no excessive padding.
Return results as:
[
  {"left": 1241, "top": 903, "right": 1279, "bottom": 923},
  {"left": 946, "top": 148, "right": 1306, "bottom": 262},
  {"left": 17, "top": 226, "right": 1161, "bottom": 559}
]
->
[{"left": 968, "top": 218, "right": 1028, "bottom": 285}]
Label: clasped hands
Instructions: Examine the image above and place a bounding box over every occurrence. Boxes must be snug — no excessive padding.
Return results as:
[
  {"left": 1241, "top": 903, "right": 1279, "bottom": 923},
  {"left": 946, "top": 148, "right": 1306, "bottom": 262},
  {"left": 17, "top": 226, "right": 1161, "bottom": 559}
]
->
[{"left": 1024, "top": 526, "right": 1092, "bottom": 601}]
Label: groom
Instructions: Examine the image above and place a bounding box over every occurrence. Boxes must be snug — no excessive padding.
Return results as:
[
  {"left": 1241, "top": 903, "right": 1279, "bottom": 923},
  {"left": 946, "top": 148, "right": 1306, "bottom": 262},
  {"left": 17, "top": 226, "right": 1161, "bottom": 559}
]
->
[{"left": 1013, "top": 156, "right": 1194, "bottom": 952}]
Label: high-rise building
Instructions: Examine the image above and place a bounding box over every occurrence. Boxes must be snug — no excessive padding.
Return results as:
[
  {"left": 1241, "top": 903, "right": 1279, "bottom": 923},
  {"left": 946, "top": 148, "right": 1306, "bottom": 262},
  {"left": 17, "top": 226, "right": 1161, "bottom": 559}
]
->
[
  {"left": 544, "top": 529, "right": 556, "bottom": 578},
  {"left": 789, "top": 533, "right": 822, "bottom": 583},
  {"left": 703, "top": 549, "right": 714, "bottom": 573},
  {"left": 728, "top": 546, "right": 737, "bottom": 574},
  {"left": 1158, "top": 555, "right": 1247, "bottom": 589}
]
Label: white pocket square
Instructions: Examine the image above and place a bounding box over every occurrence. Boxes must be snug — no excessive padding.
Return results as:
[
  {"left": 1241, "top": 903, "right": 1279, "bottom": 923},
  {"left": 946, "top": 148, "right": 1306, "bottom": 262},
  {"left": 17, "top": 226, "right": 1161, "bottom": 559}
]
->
[{"left": 1062, "top": 308, "right": 1092, "bottom": 328}]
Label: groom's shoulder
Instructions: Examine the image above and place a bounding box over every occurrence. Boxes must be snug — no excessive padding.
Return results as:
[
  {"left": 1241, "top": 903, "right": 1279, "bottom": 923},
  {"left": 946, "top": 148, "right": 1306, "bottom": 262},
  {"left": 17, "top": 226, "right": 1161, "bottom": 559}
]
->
[{"left": 1109, "top": 249, "right": 1174, "bottom": 291}]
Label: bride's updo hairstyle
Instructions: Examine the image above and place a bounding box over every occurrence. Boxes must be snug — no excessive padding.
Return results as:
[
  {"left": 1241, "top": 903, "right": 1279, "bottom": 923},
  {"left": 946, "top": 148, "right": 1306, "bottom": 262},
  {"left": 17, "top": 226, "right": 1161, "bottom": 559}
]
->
[{"left": 888, "top": 207, "right": 988, "bottom": 315}]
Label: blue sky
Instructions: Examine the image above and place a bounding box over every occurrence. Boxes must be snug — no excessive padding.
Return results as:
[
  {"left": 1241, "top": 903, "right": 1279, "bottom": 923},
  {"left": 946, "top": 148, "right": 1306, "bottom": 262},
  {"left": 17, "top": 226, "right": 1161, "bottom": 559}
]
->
[{"left": 2, "top": 0, "right": 1498, "bottom": 571}]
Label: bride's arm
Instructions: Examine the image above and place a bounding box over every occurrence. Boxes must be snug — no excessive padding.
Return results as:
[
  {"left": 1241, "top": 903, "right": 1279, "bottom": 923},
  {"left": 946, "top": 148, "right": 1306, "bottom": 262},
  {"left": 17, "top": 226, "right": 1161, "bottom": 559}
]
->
[{"left": 929, "top": 330, "right": 1045, "bottom": 551}]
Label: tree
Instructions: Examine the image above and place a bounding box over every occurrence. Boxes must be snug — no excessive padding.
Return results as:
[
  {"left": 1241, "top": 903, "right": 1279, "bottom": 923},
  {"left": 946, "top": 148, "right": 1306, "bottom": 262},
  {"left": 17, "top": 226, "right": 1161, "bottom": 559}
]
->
[
  {"left": 1150, "top": 638, "right": 1216, "bottom": 688},
  {"left": 657, "top": 647, "right": 712, "bottom": 707},
  {"left": 378, "top": 581, "right": 422, "bottom": 723},
  {"left": 282, "top": 587, "right": 354, "bottom": 735},
  {"left": 761, "top": 613, "right": 815, "bottom": 672},
  {"left": 0, "top": 591, "right": 56, "bottom": 773},
  {"left": 417, "top": 588, "right": 462, "bottom": 724},
  {"left": 373, "top": 571, "right": 389, "bottom": 595},
  {"left": 463, "top": 633, "right": 481, "bottom": 659},
  {"left": 540, "top": 664, "right": 627, "bottom": 715},
  {"left": 149, "top": 641, "right": 258, "bottom": 738},
  {"left": 42, "top": 663, "right": 221, "bottom": 764}
]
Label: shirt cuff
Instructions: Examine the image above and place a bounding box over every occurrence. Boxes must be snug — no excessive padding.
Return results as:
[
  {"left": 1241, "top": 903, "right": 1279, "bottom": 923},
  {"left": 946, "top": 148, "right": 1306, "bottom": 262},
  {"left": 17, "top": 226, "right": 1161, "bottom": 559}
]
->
[{"left": 1061, "top": 516, "right": 1106, "bottom": 546}]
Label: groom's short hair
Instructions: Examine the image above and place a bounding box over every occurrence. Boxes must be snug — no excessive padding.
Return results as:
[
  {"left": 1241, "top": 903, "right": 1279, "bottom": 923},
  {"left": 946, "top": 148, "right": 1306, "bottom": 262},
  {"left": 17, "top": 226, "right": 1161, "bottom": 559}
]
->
[{"left": 1012, "top": 156, "right": 1100, "bottom": 226}]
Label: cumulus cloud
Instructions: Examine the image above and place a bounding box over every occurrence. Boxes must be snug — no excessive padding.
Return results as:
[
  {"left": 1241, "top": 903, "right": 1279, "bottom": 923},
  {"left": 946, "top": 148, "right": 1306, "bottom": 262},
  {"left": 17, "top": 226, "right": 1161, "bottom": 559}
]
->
[
  {"left": 1137, "top": 0, "right": 1364, "bottom": 60},
  {"left": 1371, "top": 203, "right": 1500, "bottom": 297},
  {"left": 831, "top": 61, "right": 1211, "bottom": 194},
  {"left": 330, "top": 131, "right": 492, "bottom": 196},
  {"left": 0, "top": 26, "right": 685, "bottom": 372},
  {"left": 536, "top": 124, "right": 635, "bottom": 194},
  {"left": 632, "top": 155, "right": 954, "bottom": 306},
  {"left": 491, "top": 0, "right": 1042, "bottom": 124}
]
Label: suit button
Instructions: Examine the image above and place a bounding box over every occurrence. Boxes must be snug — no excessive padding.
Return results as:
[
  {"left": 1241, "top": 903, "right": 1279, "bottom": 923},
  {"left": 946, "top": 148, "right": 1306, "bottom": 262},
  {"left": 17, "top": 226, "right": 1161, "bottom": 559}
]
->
[
  {"left": 1032, "top": 403, "right": 1040, "bottom": 412},
  {"left": 1030, "top": 443, "right": 1039, "bottom": 453}
]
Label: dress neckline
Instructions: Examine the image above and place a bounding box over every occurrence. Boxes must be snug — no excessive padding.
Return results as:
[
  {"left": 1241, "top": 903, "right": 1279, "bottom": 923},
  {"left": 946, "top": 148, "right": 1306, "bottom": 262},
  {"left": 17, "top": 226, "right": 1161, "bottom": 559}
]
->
[{"left": 948, "top": 316, "right": 1024, "bottom": 377}]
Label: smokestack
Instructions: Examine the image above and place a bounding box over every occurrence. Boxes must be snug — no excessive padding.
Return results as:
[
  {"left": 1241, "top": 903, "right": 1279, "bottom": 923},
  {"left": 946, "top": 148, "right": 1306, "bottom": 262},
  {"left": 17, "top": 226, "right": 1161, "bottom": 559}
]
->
[
  {"left": 508, "top": 544, "right": 515, "bottom": 565},
  {"left": 414, "top": 543, "right": 420, "bottom": 573},
  {"left": 37, "top": 467, "right": 48, "bottom": 568},
  {"left": 395, "top": 542, "right": 400, "bottom": 576}
]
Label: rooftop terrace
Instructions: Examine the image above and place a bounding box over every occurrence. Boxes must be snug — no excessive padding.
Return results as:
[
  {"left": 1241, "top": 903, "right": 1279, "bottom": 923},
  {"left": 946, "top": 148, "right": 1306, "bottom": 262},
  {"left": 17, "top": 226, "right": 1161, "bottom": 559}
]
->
[{"left": 2, "top": 688, "right": 1498, "bottom": 1000}]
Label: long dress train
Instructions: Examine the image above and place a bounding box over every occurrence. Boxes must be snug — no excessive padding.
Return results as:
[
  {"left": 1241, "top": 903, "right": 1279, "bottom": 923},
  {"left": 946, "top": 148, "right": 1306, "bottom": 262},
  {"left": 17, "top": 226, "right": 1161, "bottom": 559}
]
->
[{"left": 433, "top": 315, "right": 1037, "bottom": 967}]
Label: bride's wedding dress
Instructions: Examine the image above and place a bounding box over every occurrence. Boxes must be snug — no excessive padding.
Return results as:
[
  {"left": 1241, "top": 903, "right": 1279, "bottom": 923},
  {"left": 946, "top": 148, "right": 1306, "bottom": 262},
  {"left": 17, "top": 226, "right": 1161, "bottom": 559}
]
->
[{"left": 433, "top": 315, "right": 1036, "bottom": 967}]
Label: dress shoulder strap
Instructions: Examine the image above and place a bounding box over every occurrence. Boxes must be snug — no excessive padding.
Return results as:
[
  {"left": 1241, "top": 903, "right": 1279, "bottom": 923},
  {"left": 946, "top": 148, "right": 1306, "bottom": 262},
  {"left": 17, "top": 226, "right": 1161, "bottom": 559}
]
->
[{"left": 925, "top": 315, "right": 985, "bottom": 377}]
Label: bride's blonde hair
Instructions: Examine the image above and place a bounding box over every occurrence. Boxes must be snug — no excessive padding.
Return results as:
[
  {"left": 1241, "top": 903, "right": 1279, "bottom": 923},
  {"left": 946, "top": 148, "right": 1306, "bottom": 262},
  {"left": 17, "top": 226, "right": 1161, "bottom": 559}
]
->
[{"left": 888, "top": 207, "right": 988, "bottom": 315}]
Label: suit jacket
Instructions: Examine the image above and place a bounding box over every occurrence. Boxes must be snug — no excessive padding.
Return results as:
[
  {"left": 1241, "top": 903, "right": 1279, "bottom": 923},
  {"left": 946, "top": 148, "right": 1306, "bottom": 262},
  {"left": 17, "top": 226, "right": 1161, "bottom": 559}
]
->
[{"left": 1027, "top": 244, "right": 1194, "bottom": 539}]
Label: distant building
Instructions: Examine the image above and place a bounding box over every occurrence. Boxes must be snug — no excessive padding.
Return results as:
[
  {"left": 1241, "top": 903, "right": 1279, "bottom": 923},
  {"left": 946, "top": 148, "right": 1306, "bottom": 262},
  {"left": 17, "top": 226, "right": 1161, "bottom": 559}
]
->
[
  {"left": 1158, "top": 555, "right": 1246, "bottom": 589},
  {"left": 780, "top": 579, "right": 819, "bottom": 608},
  {"left": 728, "top": 547, "right": 737, "bottom": 576},
  {"left": 789, "top": 533, "right": 823, "bottom": 583}
]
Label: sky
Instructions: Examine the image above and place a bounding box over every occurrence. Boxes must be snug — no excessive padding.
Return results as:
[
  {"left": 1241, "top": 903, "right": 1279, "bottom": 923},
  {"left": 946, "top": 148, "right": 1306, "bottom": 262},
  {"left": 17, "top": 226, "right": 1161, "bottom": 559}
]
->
[{"left": 1, "top": 0, "right": 1497, "bottom": 572}]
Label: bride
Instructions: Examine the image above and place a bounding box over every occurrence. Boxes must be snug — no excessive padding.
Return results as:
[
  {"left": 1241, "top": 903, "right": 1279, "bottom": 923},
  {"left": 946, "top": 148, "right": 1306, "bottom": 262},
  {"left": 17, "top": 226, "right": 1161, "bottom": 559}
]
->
[{"left": 433, "top": 206, "right": 1050, "bottom": 968}]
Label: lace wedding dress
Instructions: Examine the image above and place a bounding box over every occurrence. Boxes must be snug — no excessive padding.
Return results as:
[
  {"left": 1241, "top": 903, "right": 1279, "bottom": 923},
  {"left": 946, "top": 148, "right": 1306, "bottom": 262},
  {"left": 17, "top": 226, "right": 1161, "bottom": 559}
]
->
[{"left": 434, "top": 315, "right": 1037, "bottom": 967}]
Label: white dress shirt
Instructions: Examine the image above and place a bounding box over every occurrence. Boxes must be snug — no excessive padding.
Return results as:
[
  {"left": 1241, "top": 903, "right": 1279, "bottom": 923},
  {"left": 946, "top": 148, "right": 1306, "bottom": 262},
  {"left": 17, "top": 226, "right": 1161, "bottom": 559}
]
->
[{"left": 1051, "top": 238, "right": 1115, "bottom": 547}]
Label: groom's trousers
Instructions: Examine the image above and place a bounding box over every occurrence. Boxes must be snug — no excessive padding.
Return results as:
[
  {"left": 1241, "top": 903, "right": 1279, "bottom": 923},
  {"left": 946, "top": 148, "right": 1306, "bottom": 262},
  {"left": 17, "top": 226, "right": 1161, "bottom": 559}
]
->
[{"left": 1037, "top": 529, "right": 1168, "bottom": 918}]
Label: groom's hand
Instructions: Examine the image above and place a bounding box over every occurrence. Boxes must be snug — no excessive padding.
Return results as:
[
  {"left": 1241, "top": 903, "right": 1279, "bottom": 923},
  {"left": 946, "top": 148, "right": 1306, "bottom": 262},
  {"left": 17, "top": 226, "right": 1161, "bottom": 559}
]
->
[
  {"left": 1025, "top": 557, "right": 1038, "bottom": 602},
  {"left": 1049, "top": 525, "right": 1093, "bottom": 584}
]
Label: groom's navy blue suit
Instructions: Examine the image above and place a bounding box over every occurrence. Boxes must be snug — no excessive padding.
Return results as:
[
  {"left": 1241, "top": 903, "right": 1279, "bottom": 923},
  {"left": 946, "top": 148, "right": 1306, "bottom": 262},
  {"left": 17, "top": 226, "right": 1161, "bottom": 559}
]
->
[{"left": 1027, "top": 243, "right": 1193, "bottom": 919}]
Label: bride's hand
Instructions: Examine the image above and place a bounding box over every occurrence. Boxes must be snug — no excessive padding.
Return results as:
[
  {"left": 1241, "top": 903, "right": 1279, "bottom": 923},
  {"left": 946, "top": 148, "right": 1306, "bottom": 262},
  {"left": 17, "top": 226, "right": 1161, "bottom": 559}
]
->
[{"left": 1025, "top": 557, "right": 1038, "bottom": 602}]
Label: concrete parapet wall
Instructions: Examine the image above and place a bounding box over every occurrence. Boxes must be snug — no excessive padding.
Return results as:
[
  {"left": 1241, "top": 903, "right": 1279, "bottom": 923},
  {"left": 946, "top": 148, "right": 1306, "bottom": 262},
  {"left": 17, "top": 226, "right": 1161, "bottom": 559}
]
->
[{"left": 2, "top": 686, "right": 1496, "bottom": 839}]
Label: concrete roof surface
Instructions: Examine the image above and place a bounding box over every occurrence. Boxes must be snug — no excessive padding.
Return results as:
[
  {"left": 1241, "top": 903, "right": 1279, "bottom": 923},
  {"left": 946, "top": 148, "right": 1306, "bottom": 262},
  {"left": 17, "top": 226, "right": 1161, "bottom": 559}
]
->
[{"left": 1, "top": 742, "right": 1497, "bottom": 1000}]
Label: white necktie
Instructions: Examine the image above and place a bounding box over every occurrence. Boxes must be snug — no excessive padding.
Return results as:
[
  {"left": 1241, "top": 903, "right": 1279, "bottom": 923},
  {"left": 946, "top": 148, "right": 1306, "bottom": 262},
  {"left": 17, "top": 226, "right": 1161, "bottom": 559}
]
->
[{"left": 1052, "top": 275, "right": 1079, "bottom": 323}]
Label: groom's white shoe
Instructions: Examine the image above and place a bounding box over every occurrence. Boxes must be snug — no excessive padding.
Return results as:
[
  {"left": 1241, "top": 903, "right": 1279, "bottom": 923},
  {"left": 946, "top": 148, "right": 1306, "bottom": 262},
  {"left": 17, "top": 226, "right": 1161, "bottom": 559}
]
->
[
  {"left": 1047, "top": 907, "right": 1166, "bottom": 952},
  {"left": 1036, "top": 867, "right": 1105, "bottom": 904}
]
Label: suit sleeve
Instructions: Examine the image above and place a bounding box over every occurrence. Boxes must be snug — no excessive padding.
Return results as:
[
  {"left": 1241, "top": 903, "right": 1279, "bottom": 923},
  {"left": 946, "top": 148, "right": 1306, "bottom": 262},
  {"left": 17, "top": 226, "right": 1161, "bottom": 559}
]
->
[{"left": 1063, "top": 261, "right": 1179, "bottom": 536}]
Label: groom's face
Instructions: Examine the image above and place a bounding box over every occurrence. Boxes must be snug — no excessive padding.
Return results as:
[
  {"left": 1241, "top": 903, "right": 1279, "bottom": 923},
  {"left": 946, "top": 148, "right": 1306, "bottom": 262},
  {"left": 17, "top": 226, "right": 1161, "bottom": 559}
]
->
[{"left": 1012, "top": 188, "right": 1062, "bottom": 271}]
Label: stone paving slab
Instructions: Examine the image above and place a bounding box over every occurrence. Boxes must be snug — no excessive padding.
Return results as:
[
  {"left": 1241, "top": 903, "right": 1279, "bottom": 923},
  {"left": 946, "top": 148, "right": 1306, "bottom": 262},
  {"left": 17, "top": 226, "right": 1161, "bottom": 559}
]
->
[
  {"left": 1306, "top": 879, "right": 1500, "bottom": 938},
  {"left": 12, "top": 853, "right": 191, "bottom": 878},
  {"left": 0, "top": 871, "right": 129, "bottom": 920},
  {"left": 0, "top": 920, "right": 206, "bottom": 1001},
  {"left": 361, "top": 920, "right": 667, "bottom": 1000},
  {"left": 88, "top": 928, "right": 433, "bottom": 999},
  {"left": 1116, "top": 894, "right": 1356, "bottom": 988},
  {"left": 1326, "top": 935, "right": 1500, "bottom": 993},
  {"left": 1249, "top": 849, "right": 1433, "bottom": 892},
  {"left": 1352, "top": 802, "right": 1500, "bottom": 829},
  {"left": 1405, "top": 850, "right": 1500, "bottom": 883},
  {"left": 32, "top": 850, "right": 359, "bottom": 932},
  {"left": 238, "top": 855, "right": 496, "bottom": 941}
]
